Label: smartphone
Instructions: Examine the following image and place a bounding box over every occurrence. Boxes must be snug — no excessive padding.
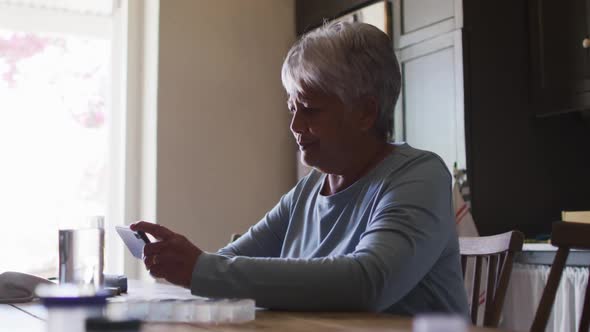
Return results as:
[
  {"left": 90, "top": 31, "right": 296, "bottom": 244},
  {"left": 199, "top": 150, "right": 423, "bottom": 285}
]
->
[{"left": 115, "top": 226, "right": 151, "bottom": 259}]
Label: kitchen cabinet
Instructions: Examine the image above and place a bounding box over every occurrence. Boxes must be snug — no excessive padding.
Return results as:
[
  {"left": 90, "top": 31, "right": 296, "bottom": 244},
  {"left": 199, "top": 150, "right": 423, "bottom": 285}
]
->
[{"left": 529, "top": 0, "right": 590, "bottom": 116}]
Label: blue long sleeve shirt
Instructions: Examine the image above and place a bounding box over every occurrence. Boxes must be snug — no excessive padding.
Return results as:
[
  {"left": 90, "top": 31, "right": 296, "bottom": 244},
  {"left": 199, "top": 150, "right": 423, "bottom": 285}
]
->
[{"left": 191, "top": 143, "right": 469, "bottom": 315}]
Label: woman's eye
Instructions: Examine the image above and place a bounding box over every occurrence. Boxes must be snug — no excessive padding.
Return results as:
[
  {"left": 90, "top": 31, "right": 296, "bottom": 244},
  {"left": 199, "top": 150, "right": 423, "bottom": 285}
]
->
[{"left": 287, "top": 106, "right": 318, "bottom": 115}]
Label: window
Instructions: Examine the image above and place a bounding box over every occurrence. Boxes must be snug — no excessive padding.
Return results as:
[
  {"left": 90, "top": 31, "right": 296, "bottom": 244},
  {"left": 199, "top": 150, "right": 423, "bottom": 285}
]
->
[{"left": 0, "top": 0, "right": 124, "bottom": 277}]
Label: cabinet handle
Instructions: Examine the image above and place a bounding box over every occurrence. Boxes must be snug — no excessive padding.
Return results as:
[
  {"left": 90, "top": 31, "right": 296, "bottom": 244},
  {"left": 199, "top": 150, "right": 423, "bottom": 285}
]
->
[{"left": 584, "top": 38, "right": 590, "bottom": 49}]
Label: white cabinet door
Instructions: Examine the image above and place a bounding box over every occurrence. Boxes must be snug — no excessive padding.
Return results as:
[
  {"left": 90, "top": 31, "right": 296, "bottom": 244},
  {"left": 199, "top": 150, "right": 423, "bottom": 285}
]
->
[
  {"left": 394, "top": 30, "right": 466, "bottom": 172},
  {"left": 393, "top": 0, "right": 462, "bottom": 49},
  {"left": 402, "top": 0, "right": 454, "bottom": 33}
]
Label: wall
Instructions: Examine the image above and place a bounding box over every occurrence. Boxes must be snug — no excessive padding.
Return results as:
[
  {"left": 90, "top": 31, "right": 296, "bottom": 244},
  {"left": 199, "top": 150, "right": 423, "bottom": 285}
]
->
[
  {"left": 156, "top": 0, "right": 296, "bottom": 251},
  {"left": 296, "top": 0, "right": 380, "bottom": 34}
]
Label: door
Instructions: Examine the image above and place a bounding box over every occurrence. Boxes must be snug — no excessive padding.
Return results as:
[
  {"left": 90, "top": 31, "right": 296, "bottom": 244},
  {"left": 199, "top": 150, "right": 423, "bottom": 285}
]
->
[{"left": 395, "top": 30, "right": 466, "bottom": 172}]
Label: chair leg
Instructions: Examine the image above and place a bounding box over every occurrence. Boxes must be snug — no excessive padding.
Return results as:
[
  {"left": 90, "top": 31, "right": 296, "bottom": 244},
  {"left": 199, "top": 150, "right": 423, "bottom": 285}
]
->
[
  {"left": 488, "top": 252, "right": 515, "bottom": 327},
  {"left": 483, "top": 255, "right": 498, "bottom": 326},
  {"left": 462, "top": 256, "right": 467, "bottom": 276},
  {"left": 531, "top": 247, "right": 569, "bottom": 332},
  {"left": 471, "top": 256, "right": 482, "bottom": 324}
]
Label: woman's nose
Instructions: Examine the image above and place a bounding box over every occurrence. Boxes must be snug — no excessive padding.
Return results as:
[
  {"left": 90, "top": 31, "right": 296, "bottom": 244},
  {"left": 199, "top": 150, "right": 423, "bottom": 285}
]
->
[{"left": 290, "top": 110, "right": 305, "bottom": 135}]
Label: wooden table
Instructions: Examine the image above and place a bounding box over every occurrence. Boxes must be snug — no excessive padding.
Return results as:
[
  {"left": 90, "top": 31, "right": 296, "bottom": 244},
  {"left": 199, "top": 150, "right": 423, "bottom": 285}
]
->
[
  {"left": 2, "top": 281, "right": 507, "bottom": 332},
  {"left": 145, "top": 311, "right": 507, "bottom": 332}
]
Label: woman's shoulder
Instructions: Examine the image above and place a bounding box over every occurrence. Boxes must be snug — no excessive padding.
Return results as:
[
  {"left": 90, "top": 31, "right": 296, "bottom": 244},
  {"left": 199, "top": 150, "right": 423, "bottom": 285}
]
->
[{"left": 381, "top": 143, "right": 451, "bottom": 183}]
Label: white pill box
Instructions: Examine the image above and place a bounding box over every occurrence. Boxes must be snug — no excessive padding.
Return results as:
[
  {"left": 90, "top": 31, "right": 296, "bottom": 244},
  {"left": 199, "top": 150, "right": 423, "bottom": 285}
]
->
[{"left": 105, "top": 298, "right": 256, "bottom": 324}]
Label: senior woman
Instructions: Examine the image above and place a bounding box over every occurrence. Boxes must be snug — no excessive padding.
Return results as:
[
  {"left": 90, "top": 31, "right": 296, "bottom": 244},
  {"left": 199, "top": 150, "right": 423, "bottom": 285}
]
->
[{"left": 131, "top": 21, "right": 469, "bottom": 316}]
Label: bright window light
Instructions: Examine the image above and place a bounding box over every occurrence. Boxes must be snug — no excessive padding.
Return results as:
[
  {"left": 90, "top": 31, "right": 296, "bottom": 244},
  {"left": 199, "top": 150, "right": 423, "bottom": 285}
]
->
[{"left": 0, "top": 18, "right": 115, "bottom": 277}]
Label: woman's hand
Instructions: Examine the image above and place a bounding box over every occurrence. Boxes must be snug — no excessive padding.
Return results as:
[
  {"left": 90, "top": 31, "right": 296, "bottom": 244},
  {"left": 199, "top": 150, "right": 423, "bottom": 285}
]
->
[{"left": 130, "top": 221, "right": 202, "bottom": 288}]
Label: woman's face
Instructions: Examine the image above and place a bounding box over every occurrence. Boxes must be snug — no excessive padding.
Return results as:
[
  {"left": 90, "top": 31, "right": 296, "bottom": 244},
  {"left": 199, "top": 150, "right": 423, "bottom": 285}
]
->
[{"left": 288, "top": 89, "right": 366, "bottom": 173}]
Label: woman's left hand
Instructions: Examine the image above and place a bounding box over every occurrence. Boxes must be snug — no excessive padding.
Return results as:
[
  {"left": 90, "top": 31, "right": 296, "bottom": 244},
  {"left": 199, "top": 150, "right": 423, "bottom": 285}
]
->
[{"left": 130, "top": 221, "right": 202, "bottom": 288}]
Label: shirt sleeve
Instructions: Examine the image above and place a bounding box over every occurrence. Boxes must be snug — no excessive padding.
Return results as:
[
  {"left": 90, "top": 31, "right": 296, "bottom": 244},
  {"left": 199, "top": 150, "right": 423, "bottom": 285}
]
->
[
  {"left": 191, "top": 158, "right": 454, "bottom": 311},
  {"left": 216, "top": 189, "right": 293, "bottom": 258}
]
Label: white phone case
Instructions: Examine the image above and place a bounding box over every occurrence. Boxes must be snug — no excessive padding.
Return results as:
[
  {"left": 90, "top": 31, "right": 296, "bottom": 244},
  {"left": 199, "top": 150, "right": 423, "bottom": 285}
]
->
[{"left": 115, "top": 226, "right": 149, "bottom": 259}]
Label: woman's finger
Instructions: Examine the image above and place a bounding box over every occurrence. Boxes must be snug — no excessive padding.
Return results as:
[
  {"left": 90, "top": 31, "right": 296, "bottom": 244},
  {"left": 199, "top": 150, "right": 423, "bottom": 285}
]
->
[
  {"left": 130, "top": 221, "right": 174, "bottom": 240},
  {"left": 144, "top": 255, "right": 157, "bottom": 270},
  {"left": 144, "top": 253, "right": 181, "bottom": 268},
  {"left": 148, "top": 262, "right": 177, "bottom": 279},
  {"left": 143, "top": 241, "right": 169, "bottom": 256},
  {"left": 149, "top": 264, "right": 167, "bottom": 278}
]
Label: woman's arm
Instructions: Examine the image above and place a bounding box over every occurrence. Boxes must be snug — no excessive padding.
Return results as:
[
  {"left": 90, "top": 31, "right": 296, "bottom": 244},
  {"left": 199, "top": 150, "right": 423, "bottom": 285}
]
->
[
  {"left": 191, "top": 167, "right": 454, "bottom": 311},
  {"left": 217, "top": 191, "right": 293, "bottom": 258}
]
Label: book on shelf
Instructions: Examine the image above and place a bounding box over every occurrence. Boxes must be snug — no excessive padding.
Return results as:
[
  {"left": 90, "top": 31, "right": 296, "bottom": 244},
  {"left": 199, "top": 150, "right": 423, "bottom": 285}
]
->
[{"left": 562, "top": 211, "right": 590, "bottom": 224}]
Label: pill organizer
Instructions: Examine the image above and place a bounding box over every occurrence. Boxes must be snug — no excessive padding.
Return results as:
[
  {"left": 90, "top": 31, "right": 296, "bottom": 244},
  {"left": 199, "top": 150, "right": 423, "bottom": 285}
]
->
[{"left": 105, "top": 298, "right": 256, "bottom": 324}]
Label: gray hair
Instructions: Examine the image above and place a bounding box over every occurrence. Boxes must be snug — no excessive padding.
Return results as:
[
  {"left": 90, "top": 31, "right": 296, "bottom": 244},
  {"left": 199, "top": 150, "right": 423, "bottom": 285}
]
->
[{"left": 281, "top": 21, "right": 401, "bottom": 141}]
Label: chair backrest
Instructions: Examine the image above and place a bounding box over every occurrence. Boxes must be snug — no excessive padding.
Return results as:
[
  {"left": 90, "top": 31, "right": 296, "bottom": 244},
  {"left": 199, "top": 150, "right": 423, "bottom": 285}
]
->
[
  {"left": 229, "top": 233, "right": 241, "bottom": 243},
  {"left": 531, "top": 221, "right": 590, "bottom": 332},
  {"left": 460, "top": 230, "right": 524, "bottom": 327}
]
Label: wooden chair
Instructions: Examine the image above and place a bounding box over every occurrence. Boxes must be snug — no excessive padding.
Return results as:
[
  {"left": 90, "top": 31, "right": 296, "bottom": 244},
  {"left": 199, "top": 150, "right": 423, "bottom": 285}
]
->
[
  {"left": 229, "top": 233, "right": 241, "bottom": 243},
  {"left": 460, "top": 230, "right": 524, "bottom": 327},
  {"left": 531, "top": 221, "right": 590, "bottom": 332}
]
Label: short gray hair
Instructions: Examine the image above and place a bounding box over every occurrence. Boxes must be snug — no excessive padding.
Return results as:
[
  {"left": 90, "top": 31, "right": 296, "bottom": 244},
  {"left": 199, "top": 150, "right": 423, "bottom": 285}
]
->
[{"left": 281, "top": 21, "right": 401, "bottom": 141}]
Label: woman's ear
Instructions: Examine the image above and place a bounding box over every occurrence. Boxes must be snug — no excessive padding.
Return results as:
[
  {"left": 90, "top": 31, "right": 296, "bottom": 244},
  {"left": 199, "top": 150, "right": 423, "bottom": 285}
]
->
[{"left": 358, "top": 96, "right": 379, "bottom": 132}]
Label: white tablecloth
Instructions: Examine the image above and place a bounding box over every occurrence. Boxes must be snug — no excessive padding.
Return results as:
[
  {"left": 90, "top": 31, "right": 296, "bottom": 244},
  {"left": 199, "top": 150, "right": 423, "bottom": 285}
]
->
[{"left": 500, "top": 263, "right": 589, "bottom": 332}]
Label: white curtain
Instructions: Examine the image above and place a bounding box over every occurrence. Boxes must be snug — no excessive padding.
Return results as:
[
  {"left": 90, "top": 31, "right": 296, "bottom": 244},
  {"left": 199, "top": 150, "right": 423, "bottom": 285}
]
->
[
  {"left": 501, "top": 263, "right": 589, "bottom": 332},
  {"left": 0, "top": 0, "right": 116, "bottom": 16}
]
